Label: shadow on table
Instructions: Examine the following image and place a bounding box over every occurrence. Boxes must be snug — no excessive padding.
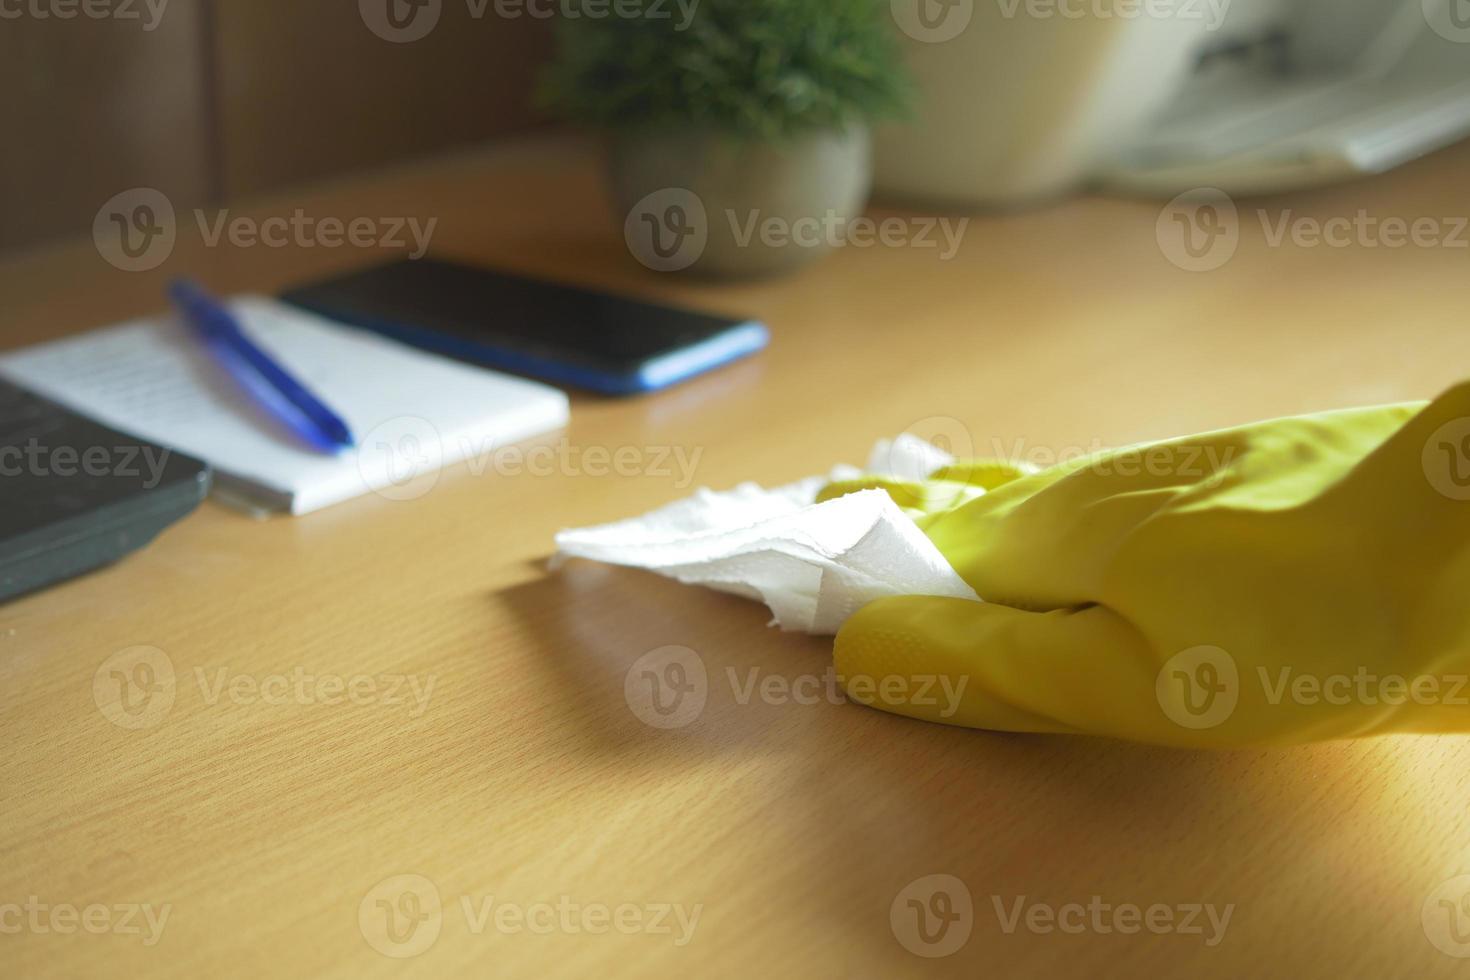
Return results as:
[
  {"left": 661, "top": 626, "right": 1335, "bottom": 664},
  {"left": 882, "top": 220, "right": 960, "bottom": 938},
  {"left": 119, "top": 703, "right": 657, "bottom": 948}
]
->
[{"left": 490, "top": 560, "right": 1428, "bottom": 976}]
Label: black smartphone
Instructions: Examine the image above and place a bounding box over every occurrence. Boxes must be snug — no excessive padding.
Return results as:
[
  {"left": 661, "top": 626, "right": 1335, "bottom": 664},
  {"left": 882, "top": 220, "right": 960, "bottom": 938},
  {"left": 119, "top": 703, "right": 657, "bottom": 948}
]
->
[{"left": 279, "top": 259, "right": 768, "bottom": 396}]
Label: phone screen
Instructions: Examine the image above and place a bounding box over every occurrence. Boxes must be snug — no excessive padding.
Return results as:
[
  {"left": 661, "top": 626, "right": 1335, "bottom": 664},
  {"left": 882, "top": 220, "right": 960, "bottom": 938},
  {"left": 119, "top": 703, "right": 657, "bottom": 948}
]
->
[{"left": 280, "top": 259, "right": 756, "bottom": 378}]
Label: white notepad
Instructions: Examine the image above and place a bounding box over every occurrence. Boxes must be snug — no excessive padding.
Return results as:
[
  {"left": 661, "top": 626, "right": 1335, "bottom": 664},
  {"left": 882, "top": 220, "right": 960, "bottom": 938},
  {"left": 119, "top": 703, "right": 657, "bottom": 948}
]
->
[{"left": 0, "top": 296, "right": 570, "bottom": 515}]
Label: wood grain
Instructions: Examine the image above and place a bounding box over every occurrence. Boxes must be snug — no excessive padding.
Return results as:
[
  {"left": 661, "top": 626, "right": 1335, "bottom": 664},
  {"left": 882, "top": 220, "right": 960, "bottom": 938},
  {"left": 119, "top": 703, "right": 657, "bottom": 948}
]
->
[
  {"left": 0, "top": 2, "right": 211, "bottom": 253},
  {"left": 211, "top": 0, "right": 553, "bottom": 199},
  {"left": 2, "top": 133, "right": 1470, "bottom": 978},
  {"left": 1, "top": 0, "right": 552, "bottom": 252}
]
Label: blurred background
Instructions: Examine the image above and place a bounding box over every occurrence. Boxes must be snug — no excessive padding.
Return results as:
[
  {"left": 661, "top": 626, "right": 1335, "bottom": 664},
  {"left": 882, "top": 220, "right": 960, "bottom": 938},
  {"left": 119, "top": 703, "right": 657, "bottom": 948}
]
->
[
  {"left": 6, "top": 0, "right": 1468, "bottom": 258},
  {"left": 1, "top": 1, "right": 552, "bottom": 254}
]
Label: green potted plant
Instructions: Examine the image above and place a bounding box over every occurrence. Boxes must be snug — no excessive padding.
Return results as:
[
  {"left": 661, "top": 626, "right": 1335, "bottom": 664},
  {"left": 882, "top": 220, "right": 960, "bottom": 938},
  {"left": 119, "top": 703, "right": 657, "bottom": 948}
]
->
[{"left": 540, "top": 0, "right": 908, "bottom": 278}]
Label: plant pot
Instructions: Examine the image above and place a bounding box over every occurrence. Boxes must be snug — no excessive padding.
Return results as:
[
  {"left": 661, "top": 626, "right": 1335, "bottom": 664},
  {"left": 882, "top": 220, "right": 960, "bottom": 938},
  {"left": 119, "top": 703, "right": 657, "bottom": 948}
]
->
[{"left": 609, "top": 127, "right": 873, "bottom": 279}]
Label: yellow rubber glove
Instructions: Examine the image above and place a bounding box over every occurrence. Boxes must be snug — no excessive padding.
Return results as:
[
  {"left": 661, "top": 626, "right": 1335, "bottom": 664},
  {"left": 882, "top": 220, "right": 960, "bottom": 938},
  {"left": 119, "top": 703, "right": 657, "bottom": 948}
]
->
[{"left": 820, "top": 383, "right": 1470, "bottom": 747}]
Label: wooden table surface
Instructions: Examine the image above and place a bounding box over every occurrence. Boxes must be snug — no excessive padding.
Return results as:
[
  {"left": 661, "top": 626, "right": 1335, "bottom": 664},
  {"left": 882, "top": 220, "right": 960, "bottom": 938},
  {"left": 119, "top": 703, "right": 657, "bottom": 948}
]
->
[{"left": 4, "top": 134, "right": 1470, "bottom": 979}]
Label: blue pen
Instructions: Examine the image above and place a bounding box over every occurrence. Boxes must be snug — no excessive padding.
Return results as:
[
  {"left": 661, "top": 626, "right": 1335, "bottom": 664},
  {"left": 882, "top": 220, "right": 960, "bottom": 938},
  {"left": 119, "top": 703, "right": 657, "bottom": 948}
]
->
[{"left": 169, "top": 280, "right": 355, "bottom": 454}]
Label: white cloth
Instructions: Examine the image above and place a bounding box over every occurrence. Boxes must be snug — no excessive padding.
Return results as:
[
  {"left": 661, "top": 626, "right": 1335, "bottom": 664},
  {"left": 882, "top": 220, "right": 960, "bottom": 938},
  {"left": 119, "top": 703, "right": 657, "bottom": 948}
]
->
[{"left": 553, "top": 437, "right": 979, "bottom": 635}]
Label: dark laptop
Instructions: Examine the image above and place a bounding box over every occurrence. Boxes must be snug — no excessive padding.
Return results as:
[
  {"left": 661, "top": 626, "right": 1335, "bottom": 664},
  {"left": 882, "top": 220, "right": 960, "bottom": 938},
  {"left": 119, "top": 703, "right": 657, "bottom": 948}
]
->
[{"left": 0, "top": 378, "right": 210, "bottom": 603}]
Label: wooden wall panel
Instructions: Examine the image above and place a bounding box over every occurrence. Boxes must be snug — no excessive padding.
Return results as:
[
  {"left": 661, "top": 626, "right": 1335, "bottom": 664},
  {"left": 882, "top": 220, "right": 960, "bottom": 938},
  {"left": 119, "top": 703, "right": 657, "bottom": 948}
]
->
[
  {"left": 212, "top": 0, "right": 554, "bottom": 199},
  {"left": 1, "top": 0, "right": 554, "bottom": 253},
  {"left": 0, "top": 1, "right": 212, "bottom": 253}
]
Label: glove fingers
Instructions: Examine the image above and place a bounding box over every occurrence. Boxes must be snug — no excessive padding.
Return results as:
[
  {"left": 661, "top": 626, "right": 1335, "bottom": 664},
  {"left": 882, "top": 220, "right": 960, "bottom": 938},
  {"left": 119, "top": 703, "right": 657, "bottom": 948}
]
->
[{"left": 834, "top": 595, "right": 1167, "bottom": 742}]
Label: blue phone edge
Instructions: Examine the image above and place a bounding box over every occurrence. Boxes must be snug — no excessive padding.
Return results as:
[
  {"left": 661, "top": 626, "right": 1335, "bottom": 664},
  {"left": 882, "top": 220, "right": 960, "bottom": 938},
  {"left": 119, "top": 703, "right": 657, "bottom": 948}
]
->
[{"left": 278, "top": 300, "right": 769, "bottom": 396}]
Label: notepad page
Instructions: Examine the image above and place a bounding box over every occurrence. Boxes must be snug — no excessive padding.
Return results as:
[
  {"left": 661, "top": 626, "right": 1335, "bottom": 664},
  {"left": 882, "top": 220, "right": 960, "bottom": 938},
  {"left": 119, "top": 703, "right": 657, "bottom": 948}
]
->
[{"left": 0, "top": 296, "right": 570, "bottom": 514}]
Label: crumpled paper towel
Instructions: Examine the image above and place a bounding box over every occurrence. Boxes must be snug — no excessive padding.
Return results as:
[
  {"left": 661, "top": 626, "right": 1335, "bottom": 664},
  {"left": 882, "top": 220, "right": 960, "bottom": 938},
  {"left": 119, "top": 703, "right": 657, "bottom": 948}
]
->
[{"left": 552, "top": 436, "right": 980, "bottom": 635}]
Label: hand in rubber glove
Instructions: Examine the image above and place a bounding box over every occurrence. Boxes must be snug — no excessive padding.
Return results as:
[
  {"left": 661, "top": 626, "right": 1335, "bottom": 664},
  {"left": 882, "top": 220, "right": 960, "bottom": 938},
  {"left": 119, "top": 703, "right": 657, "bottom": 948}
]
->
[{"left": 818, "top": 383, "right": 1470, "bottom": 747}]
